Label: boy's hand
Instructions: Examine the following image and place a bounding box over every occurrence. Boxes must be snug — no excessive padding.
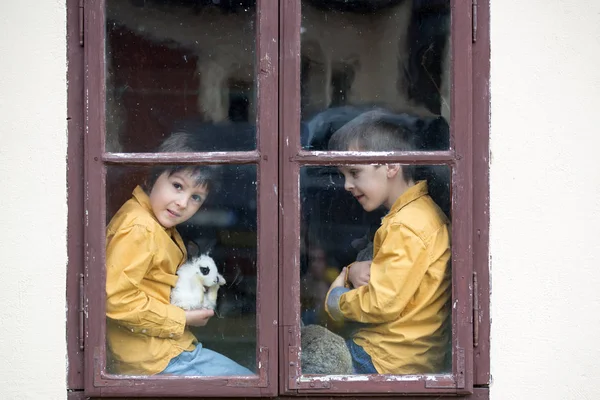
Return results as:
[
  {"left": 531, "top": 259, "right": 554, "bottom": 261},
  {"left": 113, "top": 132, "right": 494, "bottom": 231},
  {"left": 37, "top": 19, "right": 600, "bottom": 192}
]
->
[
  {"left": 185, "top": 309, "right": 214, "bottom": 327},
  {"left": 329, "top": 267, "right": 348, "bottom": 290},
  {"left": 348, "top": 261, "right": 371, "bottom": 288}
]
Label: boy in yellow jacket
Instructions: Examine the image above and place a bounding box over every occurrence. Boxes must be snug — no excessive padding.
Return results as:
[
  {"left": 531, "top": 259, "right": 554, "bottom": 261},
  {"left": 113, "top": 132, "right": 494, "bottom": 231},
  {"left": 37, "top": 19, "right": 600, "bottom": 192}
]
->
[
  {"left": 106, "top": 132, "right": 252, "bottom": 376},
  {"left": 325, "top": 110, "right": 451, "bottom": 375}
]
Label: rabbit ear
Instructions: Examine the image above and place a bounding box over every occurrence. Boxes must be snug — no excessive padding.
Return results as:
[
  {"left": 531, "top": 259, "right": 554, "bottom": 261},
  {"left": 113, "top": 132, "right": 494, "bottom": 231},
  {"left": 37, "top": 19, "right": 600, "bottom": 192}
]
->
[
  {"left": 198, "top": 238, "right": 217, "bottom": 256},
  {"left": 186, "top": 241, "right": 200, "bottom": 258}
]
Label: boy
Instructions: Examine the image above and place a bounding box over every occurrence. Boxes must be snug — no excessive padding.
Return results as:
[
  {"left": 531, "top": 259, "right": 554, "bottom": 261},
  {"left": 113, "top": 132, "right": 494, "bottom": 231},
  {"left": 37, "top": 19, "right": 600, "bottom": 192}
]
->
[
  {"left": 106, "top": 132, "right": 252, "bottom": 376},
  {"left": 325, "top": 110, "right": 451, "bottom": 375}
]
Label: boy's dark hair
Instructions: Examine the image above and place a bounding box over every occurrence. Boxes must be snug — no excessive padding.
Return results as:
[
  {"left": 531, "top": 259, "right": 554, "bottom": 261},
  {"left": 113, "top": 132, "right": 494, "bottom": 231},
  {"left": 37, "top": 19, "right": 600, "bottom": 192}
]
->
[
  {"left": 328, "top": 109, "right": 418, "bottom": 182},
  {"left": 141, "top": 131, "right": 219, "bottom": 194}
]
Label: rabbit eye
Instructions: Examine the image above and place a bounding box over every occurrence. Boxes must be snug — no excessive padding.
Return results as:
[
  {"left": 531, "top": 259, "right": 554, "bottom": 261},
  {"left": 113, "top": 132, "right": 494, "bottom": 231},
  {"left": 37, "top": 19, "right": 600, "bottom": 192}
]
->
[{"left": 200, "top": 267, "right": 210, "bottom": 275}]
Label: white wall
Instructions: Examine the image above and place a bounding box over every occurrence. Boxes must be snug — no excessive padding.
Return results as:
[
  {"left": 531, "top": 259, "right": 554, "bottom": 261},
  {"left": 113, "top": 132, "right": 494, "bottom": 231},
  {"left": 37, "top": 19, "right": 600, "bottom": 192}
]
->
[
  {"left": 1, "top": 0, "right": 599, "bottom": 399},
  {"left": 490, "top": 0, "right": 600, "bottom": 399},
  {"left": 0, "top": 1, "right": 67, "bottom": 400}
]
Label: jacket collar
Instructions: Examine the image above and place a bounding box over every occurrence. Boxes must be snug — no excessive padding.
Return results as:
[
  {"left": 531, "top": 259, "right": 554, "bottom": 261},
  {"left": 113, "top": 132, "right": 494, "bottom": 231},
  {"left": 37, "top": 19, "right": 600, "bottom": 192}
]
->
[
  {"left": 132, "top": 185, "right": 160, "bottom": 224},
  {"left": 132, "top": 185, "right": 187, "bottom": 256},
  {"left": 384, "top": 180, "right": 429, "bottom": 219},
  {"left": 132, "top": 185, "right": 172, "bottom": 233}
]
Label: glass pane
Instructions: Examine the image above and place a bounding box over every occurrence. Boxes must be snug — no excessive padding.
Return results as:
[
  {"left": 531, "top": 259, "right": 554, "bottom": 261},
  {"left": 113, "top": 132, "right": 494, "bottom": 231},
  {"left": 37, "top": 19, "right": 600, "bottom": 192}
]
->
[
  {"left": 106, "top": 0, "right": 257, "bottom": 152},
  {"left": 300, "top": 163, "right": 451, "bottom": 375},
  {"left": 105, "top": 164, "right": 257, "bottom": 376},
  {"left": 301, "top": 0, "right": 450, "bottom": 151}
]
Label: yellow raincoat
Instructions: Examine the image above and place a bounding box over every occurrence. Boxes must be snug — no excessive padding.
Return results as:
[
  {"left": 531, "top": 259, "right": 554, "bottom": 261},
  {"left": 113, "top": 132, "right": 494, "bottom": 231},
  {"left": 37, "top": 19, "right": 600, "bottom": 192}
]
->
[
  {"left": 105, "top": 186, "right": 196, "bottom": 375},
  {"left": 326, "top": 181, "right": 451, "bottom": 374}
]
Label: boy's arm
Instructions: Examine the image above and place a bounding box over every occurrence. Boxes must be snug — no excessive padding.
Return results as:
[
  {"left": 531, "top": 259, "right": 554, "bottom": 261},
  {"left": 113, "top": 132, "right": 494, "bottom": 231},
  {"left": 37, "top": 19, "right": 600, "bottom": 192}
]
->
[
  {"left": 106, "top": 225, "right": 187, "bottom": 339},
  {"left": 324, "top": 267, "right": 351, "bottom": 320},
  {"left": 327, "top": 223, "right": 433, "bottom": 323}
]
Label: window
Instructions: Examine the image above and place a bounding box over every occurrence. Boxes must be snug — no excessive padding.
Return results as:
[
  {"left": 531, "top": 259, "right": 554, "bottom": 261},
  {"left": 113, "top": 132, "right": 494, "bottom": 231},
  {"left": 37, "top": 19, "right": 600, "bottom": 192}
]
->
[{"left": 67, "top": 0, "right": 490, "bottom": 398}]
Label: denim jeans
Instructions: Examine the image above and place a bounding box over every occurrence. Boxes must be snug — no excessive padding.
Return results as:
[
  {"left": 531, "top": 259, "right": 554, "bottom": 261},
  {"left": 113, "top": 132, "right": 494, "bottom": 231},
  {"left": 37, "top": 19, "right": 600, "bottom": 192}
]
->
[
  {"left": 346, "top": 339, "right": 378, "bottom": 374},
  {"left": 159, "top": 343, "right": 253, "bottom": 376}
]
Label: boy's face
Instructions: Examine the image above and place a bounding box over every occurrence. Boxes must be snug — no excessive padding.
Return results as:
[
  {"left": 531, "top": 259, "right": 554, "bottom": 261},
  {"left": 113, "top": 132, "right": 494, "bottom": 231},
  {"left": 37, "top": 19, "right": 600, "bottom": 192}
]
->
[
  {"left": 338, "top": 164, "right": 399, "bottom": 212},
  {"left": 149, "top": 170, "right": 209, "bottom": 228}
]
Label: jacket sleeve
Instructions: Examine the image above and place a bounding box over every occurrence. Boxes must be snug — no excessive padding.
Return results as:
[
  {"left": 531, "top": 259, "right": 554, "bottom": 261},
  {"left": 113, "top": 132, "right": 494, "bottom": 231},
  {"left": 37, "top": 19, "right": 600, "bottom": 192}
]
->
[
  {"left": 335, "top": 223, "right": 430, "bottom": 323},
  {"left": 106, "top": 224, "right": 187, "bottom": 339}
]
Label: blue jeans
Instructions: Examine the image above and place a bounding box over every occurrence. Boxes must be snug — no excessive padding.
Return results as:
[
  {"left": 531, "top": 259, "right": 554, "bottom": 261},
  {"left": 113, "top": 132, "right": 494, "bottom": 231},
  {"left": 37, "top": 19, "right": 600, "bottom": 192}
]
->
[
  {"left": 159, "top": 343, "right": 253, "bottom": 376},
  {"left": 346, "top": 339, "right": 378, "bottom": 374}
]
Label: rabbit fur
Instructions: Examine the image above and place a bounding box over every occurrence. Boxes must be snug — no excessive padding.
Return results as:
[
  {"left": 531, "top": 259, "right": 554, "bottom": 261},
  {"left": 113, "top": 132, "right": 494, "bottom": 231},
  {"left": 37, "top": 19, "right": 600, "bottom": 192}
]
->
[{"left": 171, "top": 253, "right": 226, "bottom": 311}]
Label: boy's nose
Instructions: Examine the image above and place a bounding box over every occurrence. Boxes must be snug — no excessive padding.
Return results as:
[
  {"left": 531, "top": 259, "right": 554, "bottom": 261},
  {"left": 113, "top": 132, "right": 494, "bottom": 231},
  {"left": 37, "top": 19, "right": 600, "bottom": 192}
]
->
[
  {"left": 344, "top": 179, "right": 354, "bottom": 192},
  {"left": 175, "top": 195, "right": 189, "bottom": 209}
]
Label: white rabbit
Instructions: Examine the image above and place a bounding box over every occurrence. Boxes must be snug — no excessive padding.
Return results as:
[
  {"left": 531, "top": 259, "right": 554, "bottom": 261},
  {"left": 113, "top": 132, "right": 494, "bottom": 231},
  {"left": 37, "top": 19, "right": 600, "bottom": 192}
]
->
[{"left": 171, "top": 252, "right": 226, "bottom": 311}]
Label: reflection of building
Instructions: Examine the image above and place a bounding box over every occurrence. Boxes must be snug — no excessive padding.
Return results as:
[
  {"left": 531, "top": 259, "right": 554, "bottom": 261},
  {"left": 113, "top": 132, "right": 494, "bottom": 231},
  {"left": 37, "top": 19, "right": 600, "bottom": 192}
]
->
[
  {"left": 107, "top": 1, "right": 256, "bottom": 125},
  {"left": 106, "top": 0, "right": 450, "bottom": 152},
  {"left": 301, "top": 0, "right": 423, "bottom": 117}
]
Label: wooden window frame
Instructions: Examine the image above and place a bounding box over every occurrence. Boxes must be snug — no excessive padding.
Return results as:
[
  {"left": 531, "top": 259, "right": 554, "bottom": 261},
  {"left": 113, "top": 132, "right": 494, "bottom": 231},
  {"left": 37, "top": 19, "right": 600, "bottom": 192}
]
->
[{"left": 66, "top": 0, "right": 490, "bottom": 398}]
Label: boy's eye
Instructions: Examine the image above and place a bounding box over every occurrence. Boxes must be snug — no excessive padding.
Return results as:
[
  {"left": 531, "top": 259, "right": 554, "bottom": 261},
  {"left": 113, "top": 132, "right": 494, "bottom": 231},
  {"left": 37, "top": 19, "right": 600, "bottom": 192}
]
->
[
  {"left": 200, "top": 267, "right": 210, "bottom": 275},
  {"left": 192, "top": 194, "right": 203, "bottom": 203},
  {"left": 173, "top": 182, "right": 182, "bottom": 190}
]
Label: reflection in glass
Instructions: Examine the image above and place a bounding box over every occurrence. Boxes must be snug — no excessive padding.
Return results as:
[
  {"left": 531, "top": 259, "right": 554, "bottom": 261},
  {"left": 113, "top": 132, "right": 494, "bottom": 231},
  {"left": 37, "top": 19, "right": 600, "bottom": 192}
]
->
[
  {"left": 106, "top": 0, "right": 257, "bottom": 152},
  {"left": 300, "top": 0, "right": 450, "bottom": 151},
  {"left": 105, "top": 164, "right": 257, "bottom": 376},
  {"left": 300, "top": 164, "right": 451, "bottom": 375}
]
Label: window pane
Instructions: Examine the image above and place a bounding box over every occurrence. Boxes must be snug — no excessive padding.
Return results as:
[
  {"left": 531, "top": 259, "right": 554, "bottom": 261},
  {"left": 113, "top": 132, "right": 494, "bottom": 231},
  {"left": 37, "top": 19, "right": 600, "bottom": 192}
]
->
[
  {"left": 106, "top": 0, "right": 257, "bottom": 152},
  {"left": 105, "top": 164, "right": 257, "bottom": 376},
  {"left": 300, "top": 0, "right": 450, "bottom": 151},
  {"left": 300, "top": 164, "right": 451, "bottom": 375}
]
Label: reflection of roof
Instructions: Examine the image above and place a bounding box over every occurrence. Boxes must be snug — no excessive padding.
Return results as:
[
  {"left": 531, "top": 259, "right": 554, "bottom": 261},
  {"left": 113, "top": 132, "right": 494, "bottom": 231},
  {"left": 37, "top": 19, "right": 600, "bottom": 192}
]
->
[
  {"left": 171, "top": 119, "right": 256, "bottom": 151},
  {"left": 130, "top": 0, "right": 257, "bottom": 13},
  {"left": 305, "top": 0, "right": 407, "bottom": 13},
  {"left": 305, "top": 0, "right": 449, "bottom": 13},
  {"left": 305, "top": 105, "right": 449, "bottom": 151}
]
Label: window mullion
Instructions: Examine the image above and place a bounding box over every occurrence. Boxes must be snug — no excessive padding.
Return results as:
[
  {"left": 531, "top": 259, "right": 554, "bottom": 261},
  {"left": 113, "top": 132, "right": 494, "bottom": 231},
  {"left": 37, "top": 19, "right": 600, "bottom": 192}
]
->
[
  {"left": 471, "top": 0, "right": 491, "bottom": 387},
  {"left": 278, "top": 0, "right": 302, "bottom": 395},
  {"left": 102, "top": 151, "right": 261, "bottom": 165},
  {"left": 448, "top": 0, "right": 475, "bottom": 393},
  {"left": 82, "top": 0, "right": 108, "bottom": 396},
  {"left": 255, "top": 0, "right": 280, "bottom": 396}
]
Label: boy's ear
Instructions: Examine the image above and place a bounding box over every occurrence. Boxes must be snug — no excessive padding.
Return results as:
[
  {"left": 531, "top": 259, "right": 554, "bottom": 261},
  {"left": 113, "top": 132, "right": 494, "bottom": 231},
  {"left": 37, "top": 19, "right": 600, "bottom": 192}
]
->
[
  {"left": 386, "top": 163, "right": 401, "bottom": 178},
  {"left": 186, "top": 241, "right": 200, "bottom": 258}
]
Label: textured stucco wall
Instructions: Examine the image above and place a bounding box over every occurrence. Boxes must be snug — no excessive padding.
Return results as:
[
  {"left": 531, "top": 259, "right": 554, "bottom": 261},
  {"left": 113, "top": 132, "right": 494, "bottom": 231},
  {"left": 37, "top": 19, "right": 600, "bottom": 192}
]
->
[
  {"left": 490, "top": 0, "right": 600, "bottom": 399},
  {"left": 0, "top": 1, "right": 67, "bottom": 399}
]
